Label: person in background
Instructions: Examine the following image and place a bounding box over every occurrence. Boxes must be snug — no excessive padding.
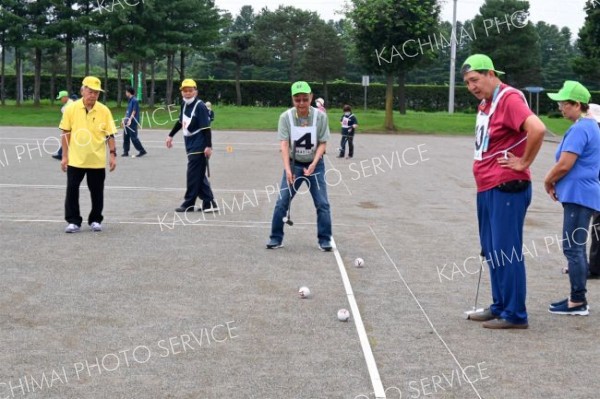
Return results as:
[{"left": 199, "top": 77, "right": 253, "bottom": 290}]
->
[
  {"left": 206, "top": 101, "right": 215, "bottom": 125},
  {"left": 166, "top": 79, "right": 218, "bottom": 214},
  {"left": 338, "top": 104, "right": 358, "bottom": 159},
  {"left": 52, "top": 90, "right": 74, "bottom": 160},
  {"left": 315, "top": 97, "right": 326, "bottom": 113},
  {"left": 588, "top": 103, "right": 600, "bottom": 280},
  {"left": 121, "top": 87, "right": 147, "bottom": 158}
]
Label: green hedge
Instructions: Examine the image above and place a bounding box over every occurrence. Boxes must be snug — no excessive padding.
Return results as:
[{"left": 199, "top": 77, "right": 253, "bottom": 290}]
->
[{"left": 2, "top": 75, "right": 598, "bottom": 114}]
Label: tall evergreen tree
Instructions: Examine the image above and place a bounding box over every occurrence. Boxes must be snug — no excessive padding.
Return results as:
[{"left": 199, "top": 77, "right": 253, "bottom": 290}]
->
[{"left": 572, "top": 0, "right": 600, "bottom": 89}]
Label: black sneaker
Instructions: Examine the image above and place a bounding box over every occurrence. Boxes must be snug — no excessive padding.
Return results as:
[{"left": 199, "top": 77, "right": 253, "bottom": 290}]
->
[
  {"left": 548, "top": 301, "right": 589, "bottom": 316},
  {"left": 132, "top": 151, "right": 147, "bottom": 158},
  {"left": 550, "top": 298, "right": 589, "bottom": 310},
  {"left": 588, "top": 273, "right": 600, "bottom": 280},
  {"left": 266, "top": 240, "right": 283, "bottom": 249},
  {"left": 51, "top": 154, "right": 62, "bottom": 160},
  {"left": 175, "top": 206, "right": 195, "bottom": 213},
  {"left": 121, "top": 153, "right": 129, "bottom": 157}
]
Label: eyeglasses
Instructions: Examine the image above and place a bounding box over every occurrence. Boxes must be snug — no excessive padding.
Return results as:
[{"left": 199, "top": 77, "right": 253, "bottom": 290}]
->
[{"left": 293, "top": 97, "right": 310, "bottom": 103}]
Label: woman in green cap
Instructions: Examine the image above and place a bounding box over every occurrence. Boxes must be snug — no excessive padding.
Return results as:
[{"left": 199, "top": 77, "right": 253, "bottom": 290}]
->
[{"left": 544, "top": 80, "right": 600, "bottom": 316}]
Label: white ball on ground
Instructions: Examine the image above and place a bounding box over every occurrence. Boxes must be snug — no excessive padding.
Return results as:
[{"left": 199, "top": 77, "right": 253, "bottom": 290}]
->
[
  {"left": 337, "top": 308, "right": 350, "bottom": 321},
  {"left": 354, "top": 257, "right": 365, "bottom": 268},
  {"left": 298, "top": 286, "right": 311, "bottom": 299}
]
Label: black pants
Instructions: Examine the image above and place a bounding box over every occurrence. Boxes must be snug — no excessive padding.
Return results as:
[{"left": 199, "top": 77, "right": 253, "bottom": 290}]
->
[
  {"left": 181, "top": 153, "right": 214, "bottom": 208},
  {"left": 590, "top": 212, "right": 600, "bottom": 275},
  {"left": 65, "top": 166, "right": 105, "bottom": 226},
  {"left": 123, "top": 126, "right": 146, "bottom": 154},
  {"left": 339, "top": 134, "right": 354, "bottom": 157}
]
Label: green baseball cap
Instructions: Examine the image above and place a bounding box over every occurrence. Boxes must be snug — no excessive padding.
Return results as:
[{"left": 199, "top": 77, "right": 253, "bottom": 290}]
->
[
  {"left": 56, "top": 90, "right": 69, "bottom": 99},
  {"left": 547, "top": 80, "right": 591, "bottom": 104},
  {"left": 461, "top": 54, "right": 505, "bottom": 76},
  {"left": 291, "top": 81, "right": 311, "bottom": 96}
]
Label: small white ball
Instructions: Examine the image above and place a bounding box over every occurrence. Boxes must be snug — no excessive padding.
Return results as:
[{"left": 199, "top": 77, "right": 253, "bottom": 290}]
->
[
  {"left": 337, "top": 308, "right": 350, "bottom": 321},
  {"left": 354, "top": 257, "right": 365, "bottom": 268},
  {"left": 299, "top": 286, "right": 311, "bottom": 299}
]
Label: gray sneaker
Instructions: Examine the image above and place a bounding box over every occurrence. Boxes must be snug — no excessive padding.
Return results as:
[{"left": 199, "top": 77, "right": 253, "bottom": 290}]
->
[
  {"left": 65, "top": 224, "right": 80, "bottom": 233},
  {"left": 468, "top": 308, "right": 498, "bottom": 322}
]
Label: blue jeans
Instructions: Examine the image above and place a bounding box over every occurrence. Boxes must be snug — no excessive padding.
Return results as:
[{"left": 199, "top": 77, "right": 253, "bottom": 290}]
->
[
  {"left": 269, "top": 158, "right": 332, "bottom": 245},
  {"left": 562, "top": 203, "right": 594, "bottom": 303},
  {"left": 477, "top": 185, "right": 531, "bottom": 325}
]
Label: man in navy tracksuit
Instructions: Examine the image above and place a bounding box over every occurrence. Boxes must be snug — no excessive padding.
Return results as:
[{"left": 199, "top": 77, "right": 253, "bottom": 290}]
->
[{"left": 166, "top": 78, "right": 218, "bottom": 214}]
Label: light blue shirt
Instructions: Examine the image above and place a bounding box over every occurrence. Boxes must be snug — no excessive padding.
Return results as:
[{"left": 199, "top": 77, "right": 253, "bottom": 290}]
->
[{"left": 555, "top": 117, "right": 600, "bottom": 211}]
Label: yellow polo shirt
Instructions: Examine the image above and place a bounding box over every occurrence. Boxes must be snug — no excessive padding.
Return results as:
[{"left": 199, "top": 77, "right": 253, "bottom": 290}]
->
[{"left": 59, "top": 99, "right": 117, "bottom": 169}]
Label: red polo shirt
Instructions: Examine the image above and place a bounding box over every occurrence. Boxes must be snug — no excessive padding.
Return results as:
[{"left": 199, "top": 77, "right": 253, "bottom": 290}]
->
[{"left": 473, "top": 84, "right": 533, "bottom": 192}]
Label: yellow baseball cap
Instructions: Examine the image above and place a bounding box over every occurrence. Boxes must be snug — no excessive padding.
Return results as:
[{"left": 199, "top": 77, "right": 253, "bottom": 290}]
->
[
  {"left": 82, "top": 76, "right": 104, "bottom": 92},
  {"left": 180, "top": 79, "right": 197, "bottom": 90}
]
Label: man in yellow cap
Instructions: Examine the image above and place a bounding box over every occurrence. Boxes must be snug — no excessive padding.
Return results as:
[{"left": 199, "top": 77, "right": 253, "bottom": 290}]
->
[
  {"left": 59, "top": 76, "right": 117, "bottom": 233},
  {"left": 266, "top": 81, "right": 332, "bottom": 251},
  {"left": 51, "top": 90, "right": 74, "bottom": 160},
  {"left": 166, "top": 78, "right": 218, "bottom": 213},
  {"left": 461, "top": 54, "right": 546, "bottom": 329}
]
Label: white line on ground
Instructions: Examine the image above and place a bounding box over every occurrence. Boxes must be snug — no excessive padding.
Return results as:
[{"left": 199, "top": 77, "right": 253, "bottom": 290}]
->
[
  {"left": 368, "top": 226, "right": 483, "bottom": 399},
  {"left": 324, "top": 154, "right": 352, "bottom": 196},
  {"left": 331, "top": 236, "right": 386, "bottom": 399}
]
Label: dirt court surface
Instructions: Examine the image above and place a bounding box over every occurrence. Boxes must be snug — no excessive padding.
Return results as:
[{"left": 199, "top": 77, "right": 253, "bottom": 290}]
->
[{"left": 0, "top": 126, "right": 597, "bottom": 399}]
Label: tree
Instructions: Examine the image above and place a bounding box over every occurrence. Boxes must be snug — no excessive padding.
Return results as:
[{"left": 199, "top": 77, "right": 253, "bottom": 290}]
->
[
  {"left": 469, "top": 0, "right": 542, "bottom": 87},
  {"left": 302, "top": 21, "right": 345, "bottom": 104},
  {"left": 350, "top": 0, "right": 441, "bottom": 130},
  {"left": 2, "top": 0, "right": 27, "bottom": 105},
  {"left": 535, "top": 22, "right": 576, "bottom": 89},
  {"left": 572, "top": 0, "right": 600, "bottom": 89},
  {"left": 254, "top": 6, "right": 322, "bottom": 82},
  {"left": 217, "top": 5, "right": 259, "bottom": 105},
  {"left": 52, "top": 0, "right": 81, "bottom": 93},
  {"left": 25, "top": 0, "right": 61, "bottom": 105}
]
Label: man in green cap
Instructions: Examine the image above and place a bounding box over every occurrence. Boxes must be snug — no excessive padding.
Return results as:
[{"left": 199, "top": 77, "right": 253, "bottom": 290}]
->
[
  {"left": 52, "top": 90, "right": 74, "bottom": 160},
  {"left": 266, "top": 81, "right": 333, "bottom": 251},
  {"left": 461, "top": 54, "right": 546, "bottom": 329}
]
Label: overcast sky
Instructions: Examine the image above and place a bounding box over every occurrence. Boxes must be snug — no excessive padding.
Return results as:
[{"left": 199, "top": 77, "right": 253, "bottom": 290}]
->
[{"left": 215, "top": 0, "right": 589, "bottom": 37}]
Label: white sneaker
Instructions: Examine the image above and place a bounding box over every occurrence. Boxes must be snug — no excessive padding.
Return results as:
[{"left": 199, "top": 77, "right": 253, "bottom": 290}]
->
[
  {"left": 90, "top": 222, "right": 102, "bottom": 232},
  {"left": 202, "top": 201, "right": 220, "bottom": 213},
  {"left": 65, "top": 224, "right": 80, "bottom": 233}
]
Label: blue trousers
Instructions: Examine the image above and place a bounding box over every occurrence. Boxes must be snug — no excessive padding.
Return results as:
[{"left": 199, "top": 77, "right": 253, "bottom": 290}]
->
[
  {"left": 123, "top": 126, "right": 146, "bottom": 154},
  {"left": 181, "top": 153, "right": 214, "bottom": 209},
  {"left": 477, "top": 185, "right": 531, "bottom": 324}
]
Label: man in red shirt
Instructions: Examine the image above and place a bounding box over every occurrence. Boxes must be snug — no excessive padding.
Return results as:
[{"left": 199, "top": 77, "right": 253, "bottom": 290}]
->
[{"left": 462, "top": 54, "right": 546, "bottom": 329}]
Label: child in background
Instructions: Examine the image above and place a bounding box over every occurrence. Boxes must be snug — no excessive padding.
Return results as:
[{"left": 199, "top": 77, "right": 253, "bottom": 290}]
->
[
  {"left": 206, "top": 101, "right": 215, "bottom": 125},
  {"left": 338, "top": 104, "right": 358, "bottom": 159},
  {"left": 316, "top": 98, "right": 326, "bottom": 113}
]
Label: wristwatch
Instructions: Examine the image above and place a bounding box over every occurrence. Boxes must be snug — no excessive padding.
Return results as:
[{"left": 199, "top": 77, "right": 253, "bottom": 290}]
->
[{"left": 110, "top": 150, "right": 117, "bottom": 156}]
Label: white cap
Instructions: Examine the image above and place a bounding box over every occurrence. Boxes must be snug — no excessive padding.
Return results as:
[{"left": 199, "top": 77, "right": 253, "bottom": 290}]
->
[
  {"left": 589, "top": 103, "right": 600, "bottom": 123},
  {"left": 316, "top": 98, "right": 324, "bottom": 106}
]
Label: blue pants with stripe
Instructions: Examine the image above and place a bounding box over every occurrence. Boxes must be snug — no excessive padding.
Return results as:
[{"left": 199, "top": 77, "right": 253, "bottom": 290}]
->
[{"left": 477, "top": 185, "right": 532, "bottom": 324}]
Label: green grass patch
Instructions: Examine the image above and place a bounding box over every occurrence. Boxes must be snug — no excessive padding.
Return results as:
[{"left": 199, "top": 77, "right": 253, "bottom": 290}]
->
[{"left": 0, "top": 102, "right": 574, "bottom": 136}]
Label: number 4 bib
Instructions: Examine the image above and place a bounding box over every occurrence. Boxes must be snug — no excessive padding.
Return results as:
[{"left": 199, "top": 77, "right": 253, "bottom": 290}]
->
[{"left": 288, "top": 110, "right": 317, "bottom": 156}]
